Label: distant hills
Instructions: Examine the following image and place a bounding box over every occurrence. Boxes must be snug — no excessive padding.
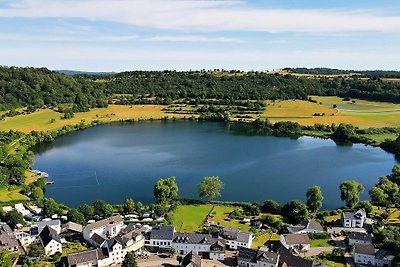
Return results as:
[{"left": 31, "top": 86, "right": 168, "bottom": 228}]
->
[
  {"left": 283, "top": 67, "right": 400, "bottom": 78},
  {"left": 56, "top": 70, "right": 116, "bottom": 76}
]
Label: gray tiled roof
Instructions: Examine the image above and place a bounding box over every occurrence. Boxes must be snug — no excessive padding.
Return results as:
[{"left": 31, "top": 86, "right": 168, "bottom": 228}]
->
[
  {"left": 282, "top": 234, "right": 310, "bottom": 245},
  {"left": 288, "top": 220, "right": 323, "bottom": 233},
  {"left": 238, "top": 247, "right": 279, "bottom": 265},
  {"left": 343, "top": 209, "right": 366, "bottom": 220},
  {"left": 0, "top": 223, "right": 19, "bottom": 250},
  {"left": 150, "top": 226, "right": 175, "bottom": 241},
  {"left": 355, "top": 244, "right": 375, "bottom": 255},
  {"left": 173, "top": 233, "right": 212, "bottom": 244},
  {"left": 90, "top": 233, "right": 106, "bottom": 245},
  {"left": 348, "top": 232, "right": 372, "bottom": 242},
  {"left": 181, "top": 251, "right": 202, "bottom": 267},
  {"left": 67, "top": 250, "right": 98, "bottom": 265},
  {"left": 220, "top": 227, "right": 251, "bottom": 243}
]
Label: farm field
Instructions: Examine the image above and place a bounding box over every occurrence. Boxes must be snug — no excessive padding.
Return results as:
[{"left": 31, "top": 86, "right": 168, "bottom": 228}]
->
[
  {"left": 264, "top": 96, "right": 400, "bottom": 128},
  {"left": 0, "top": 105, "right": 186, "bottom": 133}
]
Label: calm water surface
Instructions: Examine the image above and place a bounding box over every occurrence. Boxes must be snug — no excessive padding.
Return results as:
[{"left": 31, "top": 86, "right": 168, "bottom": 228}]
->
[{"left": 33, "top": 121, "right": 398, "bottom": 209}]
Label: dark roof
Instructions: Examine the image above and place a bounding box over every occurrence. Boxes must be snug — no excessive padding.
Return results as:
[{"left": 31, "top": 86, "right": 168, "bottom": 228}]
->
[
  {"left": 181, "top": 251, "right": 202, "bottom": 267},
  {"left": 67, "top": 250, "right": 98, "bottom": 265},
  {"left": 343, "top": 209, "right": 366, "bottom": 220},
  {"left": 282, "top": 234, "right": 310, "bottom": 245},
  {"left": 90, "top": 233, "right": 106, "bottom": 245},
  {"left": 238, "top": 247, "right": 279, "bottom": 265},
  {"left": 277, "top": 246, "right": 328, "bottom": 267},
  {"left": 220, "top": 227, "right": 251, "bottom": 243},
  {"left": 348, "top": 232, "right": 373, "bottom": 242},
  {"left": 150, "top": 226, "right": 175, "bottom": 241},
  {"left": 39, "top": 225, "right": 62, "bottom": 247},
  {"left": 210, "top": 239, "right": 225, "bottom": 252},
  {"left": 375, "top": 249, "right": 395, "bottom": 261},
  {"left": 354, "top": 244, "right": 375, "bottom": 255},
  {"left": 288, "top": 220, "right": 323, "bottom": 233},
  {"left": 0, "top": 223, "right": 19, "bottom": 250},
  {"left": 106, "top": 237, "right": 125, "bottom": 249},
  {"left": 173, "top": 233, "right": 212, "bottom": 244}
]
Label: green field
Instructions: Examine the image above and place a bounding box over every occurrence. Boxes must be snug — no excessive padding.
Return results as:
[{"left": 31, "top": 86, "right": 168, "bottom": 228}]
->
[
  {"left": 252, "top": 232, "right": 280, "bottom": 248},
  {"left": 311, "top": 239, "right": 332, "bottom": 248}
]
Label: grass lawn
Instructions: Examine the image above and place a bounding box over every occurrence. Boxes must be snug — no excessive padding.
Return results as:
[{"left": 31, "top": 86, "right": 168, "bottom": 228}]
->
[
  {"left": 324, "top": 214, "right": 341, "bottom": 223},
  {"left": 311, "top": 253, "right": 347, "bottom": 267},
  {"left": 62, "top": 242, "right": 88, "bottom": 256},
  {"left": 311, "top": 239, "right": 332, "bottom": 248},
  {"left": 0, "top": 188, "right": 29, "bottom": 202},
  {"left": 252, "top": 232, "right": 280, "bottom": 249},
  {"left": 263, "top": 96, "right": 400, "bottom": 128},
  {"left": 0, "top": 105, "right": 187, "bottom": 133},
  {"left": 386, "top": 209, "right": 400, "bottom": 224},
  {"left": 170, "top": 204, "right": 249, "bottom": 232}
]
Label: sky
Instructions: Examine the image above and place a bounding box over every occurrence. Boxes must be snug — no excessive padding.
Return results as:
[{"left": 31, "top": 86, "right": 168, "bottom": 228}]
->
[{"left": 0, "top": 0, "right": 399, "bottom": 72}]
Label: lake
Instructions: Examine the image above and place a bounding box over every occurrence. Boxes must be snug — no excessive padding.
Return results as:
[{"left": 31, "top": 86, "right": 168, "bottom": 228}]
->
[{"left": 33, "top": 121, "right": 398, "bottom": 209}]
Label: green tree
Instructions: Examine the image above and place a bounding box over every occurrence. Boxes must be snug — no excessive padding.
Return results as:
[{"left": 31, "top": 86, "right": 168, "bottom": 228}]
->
[
  {"left": 0, "top": 250, "right": 13, "bottom": 267},
  {"left": 67, "top": 209, "right": 86, "bottom": 225},
  {"left": 306, "top": 186, "right": 323, "bottom": 212},
  {"left": 262, "top": 199, "right": 281, "bottom": 214},
  {"left": 78, "top": 204, "right": 95, "bottom": 220},
  {"left": 198, "top": 176, "right": 224, "bottom": 202},
  {"left": 27, "top": 243, "right": 45, "bottom": 258},
  {"left": 93, "top": 200, "right": 114, "bottom": 218},
  {"left": 31, "top": 186, "right": 44, "bottom": 201},
  {"left": 153, "top": 176, "right": 179, "bottom": 204},
  {"left": 339, "top": 180, "right": 364, "bottom": 208},
  {"left": 369, "top": 187, "right": 389, "bottom": 206},
  {"left": 6, "top": 210, "right": 24, "bottom": 228},
  {"left": 282, "top": 200, "right": 309, "bottom": 224},
  {"left": 41, "top": 198, "right": 59, "bottom": 217},
  {"left": 123, "top": 197, "right": 135, "bottom": 214},
  {"left": 122, "top": 251, "right": 138, "bottom": 267}
]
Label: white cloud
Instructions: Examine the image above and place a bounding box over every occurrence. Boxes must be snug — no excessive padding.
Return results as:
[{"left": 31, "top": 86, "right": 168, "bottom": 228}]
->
[
  {"left": 0, "top": 33, "right": 139, "bottom": 42},
  {"left": 145, "top": 35, "right": 245, "bottom": 43},
  {"left": 0, "top": 0, "right": 399, "bottom": 33}
]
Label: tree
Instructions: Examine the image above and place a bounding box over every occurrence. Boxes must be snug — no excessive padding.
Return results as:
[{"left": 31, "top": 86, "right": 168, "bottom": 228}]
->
[
  {"left": 0, "top": 251, "right": 13, "bottom": 267},
  {"left": 78, "top": 204, "right": 95, "bottom": 220},
  {"left": 93, "top": 200, "right": 114, "bottom": 218},
  {"left": 198, "top": 176, "right": 224, "bottom": 202},
  {"left": 153, "top": 176, "right": 179, "bottom": 204},
  {"left": 306, "top": 186, "right": 323, "bottom": 212},
  {"left": 123, "top": 197, "right": 135, "bottom": 214},
  {"left": 339, "top": 180, "right": 364, "bottom": 208},
  {"left": 67, "top": 209, "right": 86, "bottom": 225},
  {"left": 355, "top": 201, "right": 372, "bottom": 215},
  {"left": 282, "top": 200, "right": 309, "bottom": 224},
  {"left": 31, "top": 186, "right": 44, "bottom": 201},
  {"left": 41, "top": 198, "right": 59, "bottom": 217},
  {"left": 262, "top": 200, "right": 281, "bottom": 214},
  {"left": 6, "top": 210, "right": 24, "bottom": 228},
  {"left": 27, "top": 243, "right": 45, "bottom": 258},
  {"left": 122, "top": 251, "right": 137, "bottom": 267},
  {"left": 369, "top": 187, "right": 389, "bottom": 206}
]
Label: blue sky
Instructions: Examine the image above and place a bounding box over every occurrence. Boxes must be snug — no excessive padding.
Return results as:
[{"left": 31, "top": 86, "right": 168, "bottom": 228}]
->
[{"left": 0, "top": 0, "right": 399, "bottom": 71}]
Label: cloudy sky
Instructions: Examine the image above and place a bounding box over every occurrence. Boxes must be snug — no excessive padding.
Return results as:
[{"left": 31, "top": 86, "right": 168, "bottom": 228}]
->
[{"left": 0, "top": 0, "right": 399, "bottom": 71}]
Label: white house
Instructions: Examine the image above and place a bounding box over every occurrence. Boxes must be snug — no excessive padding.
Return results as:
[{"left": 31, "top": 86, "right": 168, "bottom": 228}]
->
[
  {"left": 342, "top": 209, "right": 366, "bottom": 228},
  {"left": 83, "top": 215, "right": 124, "bottom": 245},
  {"left": 39, "top": 226, "right": 62, "bottom": 256},
  {"left": 348, "top": 232, "right": 373, "bottom": 246},
  {"left": 237, "top": 247, "right": 280, "bottom": 267},
  {"left": 287, "top": 220, "right": 323, "bottom": 234},
  {"left": 219, "top": 227, "right": 253, "bottom": 249},
  {"left": 209, "top": 239, "right": 225, "bottom": 261},
  {"left": 146, "top": 225, "right": 175, "bottom": 250},
  {"left": 354, "top": 244, "right": 394, "bottom": 267},
  {"left": 172, "top": 233, "right": 213, "bottom": 256},
  {"left": 280, "top": 234, "right": 310, "bottom": 252}
]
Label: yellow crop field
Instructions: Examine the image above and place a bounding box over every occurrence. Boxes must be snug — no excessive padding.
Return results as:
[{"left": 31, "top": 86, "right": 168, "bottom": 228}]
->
[{"left": 0, "top": 105, "right": 187, "bottom": 133}]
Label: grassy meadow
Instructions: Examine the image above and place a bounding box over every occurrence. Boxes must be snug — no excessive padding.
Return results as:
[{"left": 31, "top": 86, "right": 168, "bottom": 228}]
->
[{"left": 263, "top": 96, "right": 400, "bottom": 128}]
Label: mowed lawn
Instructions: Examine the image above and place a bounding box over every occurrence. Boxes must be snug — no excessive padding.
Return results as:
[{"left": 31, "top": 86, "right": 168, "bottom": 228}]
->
[
  {"left": 0, "top": 105, "right": 186, "bottom": 133},
  {"left": 0, "top": 188, "right": 29, "bottom": 202},
  {"left": 170, "top": 204, "right": 250, "bottom": 232},
  {"left": 263, "top": 96, "right": 400, "bottom": 128}
]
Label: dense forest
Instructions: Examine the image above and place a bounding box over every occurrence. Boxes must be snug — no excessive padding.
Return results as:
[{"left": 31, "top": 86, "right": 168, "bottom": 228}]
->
[{"left": 2, "top": 66, "right": 400, "bottom": 112}]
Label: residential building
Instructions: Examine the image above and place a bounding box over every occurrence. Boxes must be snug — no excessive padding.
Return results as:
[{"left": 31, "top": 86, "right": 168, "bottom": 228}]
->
[
  {"left": 0, "top": 223, "right": 19, "bottom": 252},
  {"left": 209, "top": 239, "right": 225, "bottom": 261},
  {"left": 277, "top": 246, "right": 329, "bottom": 267},
  {"left": 280, "top": 234, "right": 310, "bottom": 252},
  {"left": 39, "top": 226, "right": 62, "bottom": 256},
  {"left": 287, "top": 220, "right": 323, "bottom": 234},
  {"left": 354, "top": 244, "right": 394, "bottom": 267},
  {"left": 67, "top": 249, "right": 99, "bottom": 267},
  {"left": 61, "top": 222, "right": 83, "bottom": 235},
  {"left": 219, "top": 227, "right": 253, "bottom": 249},
  {"left": 181, "top": 251, "right": 202, "bottom": 267},
  {"left": 342, "top": 209, "right": 366, "bottom": 228},
  {"left": 83, "top": 215, "right": 124, "bottom": 245},
  {"left": 172, "top": 233, "right": 213, "bottom": 256},
  {"left": 146, "top": 225, "right": 175, "bottom": 250},
  {"left": 348, "top": 232, "right": 373, "bottom": 245},
  {"left": 30, "top": 219, "right": 61, "bottom": 236},
  {"left": 237, "top": 247, "right": 280, "bottom": 267},
  {"left": 14, "top": 203, "right": 32, "bottom": 217}
]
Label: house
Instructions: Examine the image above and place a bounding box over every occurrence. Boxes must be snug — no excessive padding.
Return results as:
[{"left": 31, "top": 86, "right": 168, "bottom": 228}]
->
[
  {"left": 30, "top": 219, "right": 61, "bottom": 236},
  {"left": 117, "top": 224, "right": 145, "bottom": 252},
  {"left": 14, "top": 203, "right": 32, "bottom": 217},
  {"left": 287, "top": 220, "right": 323, "bottom": 234},
  {"left": 181, "top": 251, "right": 202, "bottom": 267},
  {"left": 277, "top": 246, "right": 329, "bottom": 267},
  {"left": 83, "top": 215, "right": 124, "bottom": 245},
  {"left": 342, "top": 209, "right": 366, "bottom": 228},
  {"left": 0, "top": 223, "right": 19, "bottom": 252},
  {"left": 39, "top": 225, "right": 62, "bottom": 255},
  {"left": 146, "top": 225, "right": 175, "bottom": 250},
  {"left": 280, "top": 234, "right": 310, "bottom": 252},
  {"left": 67, "top": 249, "right": 99, "bottom": 267},
  {"left": 348, "top": 232, "right": 373, "bottom": 245},
  {"left": 237, "top": 247, "right": 280, "bottom": 267},
  {"left": 219, "top": 227, "right": 253, "bottom": 249},
  {"left": 172, "top": 233, "right": 213, "bottom": 256},
  {"left": 354, "top": 244, "right": 395, "bottom": 267},
  {"left": 209, "top": 239, "right": 225, "bottom": 261}
]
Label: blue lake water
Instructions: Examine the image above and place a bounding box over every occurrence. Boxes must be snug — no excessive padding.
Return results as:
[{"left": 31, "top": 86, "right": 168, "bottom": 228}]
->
[{"left": 33, "top": 121, "right": 398, "bottom": 209}]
